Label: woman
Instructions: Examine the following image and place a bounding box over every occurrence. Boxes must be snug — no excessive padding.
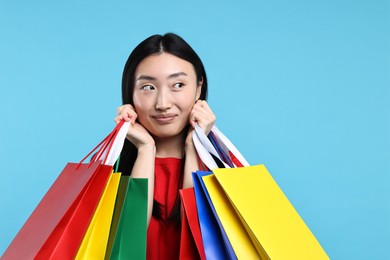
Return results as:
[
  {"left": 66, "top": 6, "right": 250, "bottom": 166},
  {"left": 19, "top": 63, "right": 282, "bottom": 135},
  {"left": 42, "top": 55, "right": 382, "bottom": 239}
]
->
[{"left": 114, "top": 33, "right": 215, "bottom": 259}]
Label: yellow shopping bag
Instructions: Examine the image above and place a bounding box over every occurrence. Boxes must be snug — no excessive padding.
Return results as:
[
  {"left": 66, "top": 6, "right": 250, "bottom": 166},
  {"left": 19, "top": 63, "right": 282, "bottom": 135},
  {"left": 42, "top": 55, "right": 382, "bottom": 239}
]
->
[
  {"left": 75, "top": 171, "right": 121, "bottom": 259},
  {"left": 212, "top": 165, "right": 329, "bottom": 260},
  {"left": 202, "top": 174, "right": 262, "bottom": 259}
]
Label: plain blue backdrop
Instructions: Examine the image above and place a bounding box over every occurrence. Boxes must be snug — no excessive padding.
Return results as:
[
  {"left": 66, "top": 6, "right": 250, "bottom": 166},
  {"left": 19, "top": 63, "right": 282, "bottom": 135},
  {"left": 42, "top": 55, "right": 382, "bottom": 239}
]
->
[{"left": 1, "top": 0, "right": 389, "bottom": 258}]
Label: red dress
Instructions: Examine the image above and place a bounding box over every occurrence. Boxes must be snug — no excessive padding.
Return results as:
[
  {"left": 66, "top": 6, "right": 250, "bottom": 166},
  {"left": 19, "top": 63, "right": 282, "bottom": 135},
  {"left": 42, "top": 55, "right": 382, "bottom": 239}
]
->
[{"left": 147, "top": 157, "right": 182, "bottom": 260}]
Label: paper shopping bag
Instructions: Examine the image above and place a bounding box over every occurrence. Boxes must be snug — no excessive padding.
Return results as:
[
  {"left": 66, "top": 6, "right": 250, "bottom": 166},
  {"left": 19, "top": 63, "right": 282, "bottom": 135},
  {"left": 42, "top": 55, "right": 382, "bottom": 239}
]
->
[
  {"left": 75, "top": 171, "right": 121, "bottom": 259},
  {"left": 110, "top": 178, "right": 148, "bottom": 259},
  {"left": 192, "top": 123, "right": 328, "bottom": 259},
  {"left": 2, "top": 121, "right": 130, "bottom": 260},
  {"left": 36, "top": 163, "right": 112, "bottom": 259},
  {"left": 213, "top": 165, "right": 329, "bottom": 260},
  {"left": 193, "top": 171, "right": 237, "bottom": 260},
  {"left": 179, "top": 188, "right": 206, "bottom": 260},
  {"left": 105, "top": 175, "right": 130, "bottom": 259},
  {"left": 201, "top": 174, "right": 262, "bottom": 259},
  {"left": 2, "top": 161, "right": 105, "bottom": 259}
]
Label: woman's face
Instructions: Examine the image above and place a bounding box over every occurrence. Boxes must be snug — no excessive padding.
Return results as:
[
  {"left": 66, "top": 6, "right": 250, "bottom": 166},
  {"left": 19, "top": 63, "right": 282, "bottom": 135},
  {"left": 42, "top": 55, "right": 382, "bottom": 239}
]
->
[{"left": 132, "top": 52, "right": 202, "bottom": 139}]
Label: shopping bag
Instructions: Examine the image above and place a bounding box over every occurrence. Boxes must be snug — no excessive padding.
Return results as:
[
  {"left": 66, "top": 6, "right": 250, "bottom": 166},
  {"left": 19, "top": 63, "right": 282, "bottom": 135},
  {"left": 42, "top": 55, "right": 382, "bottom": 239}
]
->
[
  {"left": 105, "top": 175, "right": 130, "bottom": 259},
  {"left": 36, "top": 163, "right": 112, "bottom": 259},
  {"left": 179, "top": 188, "right": 206, "bottom": 260},
  {"left": 75, "top": 171, "right": 121, "bottom": 259},
  {"left": 192, "top": 124, "right": 329, "bottom": 260},
  {"left": 213, "top": 165, "right": 329, "bottom": 260},
  {"left": 2, "top": 161, "right": 107, "bottom": 260},
  {"left": 2, "top": 120, "right": 130, "bottom": 260},
  {"left": 200, "top": 173, "right": 261, "bottom": 259},
  {"left": 193, "top": 171, "right": 237, "bottom": 260},
  {"left": 110, "top": 177, "right": 148, "bottom": 259}
]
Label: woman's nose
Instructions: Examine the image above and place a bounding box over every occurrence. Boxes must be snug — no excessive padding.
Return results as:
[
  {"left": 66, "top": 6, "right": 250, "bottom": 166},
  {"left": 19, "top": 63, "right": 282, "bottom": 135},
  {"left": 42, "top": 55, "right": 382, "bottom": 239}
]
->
[{"left": 155, "top": 89, "right": 172, "bottom": 111}]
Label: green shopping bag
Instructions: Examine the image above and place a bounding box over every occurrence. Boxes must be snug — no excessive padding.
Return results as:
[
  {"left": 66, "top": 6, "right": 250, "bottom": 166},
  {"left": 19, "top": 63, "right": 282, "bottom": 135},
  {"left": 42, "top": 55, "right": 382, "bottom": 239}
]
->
[
  {"left": 110, "top": 178, "right": 148, "bottom": 259},
  {"left": 105, "top": 175, "right": 130, "bottom": 259}
]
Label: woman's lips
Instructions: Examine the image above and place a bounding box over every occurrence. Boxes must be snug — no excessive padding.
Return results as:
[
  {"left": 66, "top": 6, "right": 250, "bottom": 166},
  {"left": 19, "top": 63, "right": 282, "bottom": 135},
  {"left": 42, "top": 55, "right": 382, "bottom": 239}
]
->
[{"left": 152, "top": 114, "right": 177, "bottom": 124}]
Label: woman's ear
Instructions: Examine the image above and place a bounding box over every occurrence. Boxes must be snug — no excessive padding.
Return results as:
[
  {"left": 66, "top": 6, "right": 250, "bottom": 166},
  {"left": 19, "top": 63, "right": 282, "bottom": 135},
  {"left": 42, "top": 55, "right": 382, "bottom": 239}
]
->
[{"left": 196, "top": 78, "right": 203, "bottom": 100}]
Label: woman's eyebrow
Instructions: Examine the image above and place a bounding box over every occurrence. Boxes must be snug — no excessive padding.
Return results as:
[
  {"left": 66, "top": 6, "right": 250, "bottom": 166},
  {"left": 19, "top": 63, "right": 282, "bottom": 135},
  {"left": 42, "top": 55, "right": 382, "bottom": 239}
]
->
[
  {"left": 136, "top": 72, "right": 188, "bottom": 82},
  {"left": 168, "top": 72, "right": 188, "bottom": 79},
  {"left": 136, "top": 75, "right": 157, "bottom": 82}
]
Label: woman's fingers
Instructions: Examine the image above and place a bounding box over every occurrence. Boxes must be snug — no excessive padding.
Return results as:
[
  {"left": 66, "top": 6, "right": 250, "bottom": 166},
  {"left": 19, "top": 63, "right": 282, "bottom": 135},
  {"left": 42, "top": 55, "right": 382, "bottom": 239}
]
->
[
  {"left": 115, "top": 104, "right": 138, "bottom": 125},
  {"left": 190, "top": 100, "right": 216, "bottom": 134}
]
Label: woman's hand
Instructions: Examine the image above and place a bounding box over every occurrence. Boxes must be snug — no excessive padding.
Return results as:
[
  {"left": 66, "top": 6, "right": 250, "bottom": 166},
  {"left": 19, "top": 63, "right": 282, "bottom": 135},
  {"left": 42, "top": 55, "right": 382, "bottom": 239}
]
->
[
  {"left": 116, "top": 105, "right": 155, "bottom": 225},
  {"left": 115, "top": 104, "right": 155, "bottom": 150},
  {"left": 183, "top": 100, "right": 215, "bottom": 188},
  {"left": 189, "top": 100, "right": 216, "bottom": 134},
  {"left": 185, "top": 100, "right": 216, "bottom": 150}
]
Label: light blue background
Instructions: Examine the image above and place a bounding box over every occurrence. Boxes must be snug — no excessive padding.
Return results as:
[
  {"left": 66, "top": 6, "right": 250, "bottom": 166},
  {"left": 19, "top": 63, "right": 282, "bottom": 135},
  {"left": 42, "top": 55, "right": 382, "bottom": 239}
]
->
[{"left": 1, "top": 0, "right": 389, "bottom": 258}]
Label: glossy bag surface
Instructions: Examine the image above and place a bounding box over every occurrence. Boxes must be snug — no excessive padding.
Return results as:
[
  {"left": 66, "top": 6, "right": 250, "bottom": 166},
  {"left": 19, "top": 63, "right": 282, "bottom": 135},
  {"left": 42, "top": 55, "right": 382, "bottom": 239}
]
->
[
  {"left": 104, "top": 175, "right": 130, "bottom": 259},
  {"left": 193, "top": 124, "right": 329, "bottom": 260},
  {"left": 179, "top": 188, "right": 206, "bottom": 260},
  {"left": 75, "top": 171, "right": 121, "bottom": 259},
  {"left": 201, "top": 173, "right": 261, "bottom": 259},
  {"left": 193, "top": 171, "right": 237, "bottom": 260},
  {"left": 2, "top": 161, "right": 103, "bottom": 259},
  {"left": 2, "top": 121, "right": 130, "bottom": 259},
  {"left": 110, "top": 178, "right": 148, "bottom": 260},
  {"left": 213, "top": 165, "right": 329, "bottom": 260}
]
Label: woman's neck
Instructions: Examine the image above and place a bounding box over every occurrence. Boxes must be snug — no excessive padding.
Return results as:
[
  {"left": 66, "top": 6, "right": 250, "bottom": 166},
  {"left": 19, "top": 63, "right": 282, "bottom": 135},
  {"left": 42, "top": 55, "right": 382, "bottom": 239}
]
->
[{"left": 153, "top": 132, "right": 185, "bottom": 158}]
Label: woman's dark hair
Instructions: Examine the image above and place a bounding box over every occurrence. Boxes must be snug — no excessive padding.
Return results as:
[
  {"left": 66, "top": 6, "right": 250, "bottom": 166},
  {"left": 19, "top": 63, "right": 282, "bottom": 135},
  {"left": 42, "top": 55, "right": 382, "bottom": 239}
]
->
[
  {"left": 122, "top": 32, "right": 208, "bottom": 105},
  {"left": 116, "top": 33, "right": 208, "bottom": 224}
]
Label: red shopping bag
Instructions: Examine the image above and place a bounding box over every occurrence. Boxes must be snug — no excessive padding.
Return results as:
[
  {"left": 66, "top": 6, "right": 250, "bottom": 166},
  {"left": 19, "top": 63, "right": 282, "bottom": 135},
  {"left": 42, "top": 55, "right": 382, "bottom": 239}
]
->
[
  {"left": 36, "top": 164, "right": 112, "bottom": 259},
  {"left": 179, "top": 188, "right": 206, "bottom": 260},
  {"left": 2, "top": 121, "right": 129, "bottom": 259}
]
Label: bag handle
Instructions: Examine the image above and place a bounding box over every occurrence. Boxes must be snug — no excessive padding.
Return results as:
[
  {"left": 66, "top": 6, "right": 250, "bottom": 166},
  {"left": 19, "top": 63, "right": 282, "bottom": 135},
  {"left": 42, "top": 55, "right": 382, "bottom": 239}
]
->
[
  {"left": 103, "top": 120, "right": 130, "bottom": 165},
  {"left": 192, "top": 124, "right": 250, "bottom": 170},
  {"left": 78, "top": 120, "right": 130, "bottom": 167},
  {"left": 193, "top": 124, "right": 230, "bottom": 170},
  {"left": 92, "top": 123, "right": 121, "bottom": 163},
  {"left": 78, "top": 126, "right": 118, "bottom": 166},
  {"left": 210, "top": 126, "right": 250, "bottom": 167}
]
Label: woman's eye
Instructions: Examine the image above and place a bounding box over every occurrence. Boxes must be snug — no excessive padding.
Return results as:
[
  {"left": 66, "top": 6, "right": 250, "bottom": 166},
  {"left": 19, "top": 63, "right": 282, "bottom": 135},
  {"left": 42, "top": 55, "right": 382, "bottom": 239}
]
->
[
  {"left": 173, "top": 83, "right": 184, "bottom": 89},
  {"left": 142, "top": 85, "right": 155, "bottom": 91}
]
